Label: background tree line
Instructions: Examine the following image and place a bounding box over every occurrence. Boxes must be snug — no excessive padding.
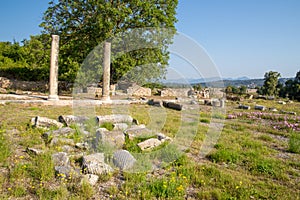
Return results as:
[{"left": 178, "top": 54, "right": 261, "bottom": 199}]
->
[
  {"left": 257, "top": 70, "right": 300, "bottom": 101},
  {"left": 224, "top": 70, "right": 300, "bottom": 101},
  {"left": 0, "top": 35, "right": 51, "bottom": 81}
]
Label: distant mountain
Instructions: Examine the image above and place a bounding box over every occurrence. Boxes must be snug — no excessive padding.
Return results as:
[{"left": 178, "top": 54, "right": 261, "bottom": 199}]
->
[
  {"left": 163, "top": 76, "right": 250, "bottom": 85},
  {"left": 224, "top": 76, "right": 250, "bottom": 81},
  {"left": 161, "top": 77, "right": 293, "bottom": 88}
]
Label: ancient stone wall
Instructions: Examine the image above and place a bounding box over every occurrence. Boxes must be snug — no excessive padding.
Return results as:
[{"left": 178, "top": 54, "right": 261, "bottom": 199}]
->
[
  {"left": 161, "top": 88, "right": 190, "bottom": 97},
  {"left": 0, "top": 77, "right": 72, "bottom": 93}
]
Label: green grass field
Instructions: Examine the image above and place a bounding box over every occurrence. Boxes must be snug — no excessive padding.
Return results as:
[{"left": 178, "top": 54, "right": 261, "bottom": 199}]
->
[{"left": 0, "top": 99, "right": 299, "bottom": 199}]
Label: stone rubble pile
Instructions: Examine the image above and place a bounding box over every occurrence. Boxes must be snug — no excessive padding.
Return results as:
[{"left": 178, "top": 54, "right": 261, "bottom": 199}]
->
[{"left": 27, "top": 114, "right": 172, "bottom": 186}]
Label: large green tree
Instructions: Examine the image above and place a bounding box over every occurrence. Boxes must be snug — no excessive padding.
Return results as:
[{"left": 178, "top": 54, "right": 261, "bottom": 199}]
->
[
  {"left": 283, "top": 71, "right": 300, "bottom": 100},
  {"left": 261, "top": 71, "right": 281, "bottom": 96},
  {"left": 40, "top": 0, "right": 178, "bottom": 83}
]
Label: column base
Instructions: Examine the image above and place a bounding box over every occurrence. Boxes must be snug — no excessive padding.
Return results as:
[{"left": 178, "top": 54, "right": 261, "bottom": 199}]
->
[
  {"left": 48, "top": 95, "right": 59, "bottom": 101},
  {"left": 101, "top": 95, "right": 111, "bottom": 101}
]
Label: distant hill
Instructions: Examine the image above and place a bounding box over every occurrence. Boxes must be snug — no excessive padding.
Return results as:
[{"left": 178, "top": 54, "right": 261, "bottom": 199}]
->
[
  {"left": 161, "top": 77, "right": 293, "bottom": 88},
  {"left": 197, "top": 77, "right": 293, "bottom": 88},
  {"left": 224, "top": 76, "right": 250, "bottom": 81}
]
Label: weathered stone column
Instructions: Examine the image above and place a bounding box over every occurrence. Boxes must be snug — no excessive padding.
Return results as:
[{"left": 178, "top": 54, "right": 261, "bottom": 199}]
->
[
  {"left": 48, "top": 35, "right": 59, "bottom": 101},
  {"left": 102, "top": 42, "right": 111, "bottom": 101},
  {"left": 220, "top": 99, "right": 225, "bottom": 108}
]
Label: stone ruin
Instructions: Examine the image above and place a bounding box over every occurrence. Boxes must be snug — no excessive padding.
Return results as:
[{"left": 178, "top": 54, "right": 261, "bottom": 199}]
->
[{"left": 28, "top": 113, "right": 173, "bottom": 186}]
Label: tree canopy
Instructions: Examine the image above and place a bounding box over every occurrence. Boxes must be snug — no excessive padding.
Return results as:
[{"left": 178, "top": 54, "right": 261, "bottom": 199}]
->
[
  {"left": 40, "top": 0, "right": 178, "bottom": 84},
  {"left": 0, "top": 35, "right": 51, "bottom": 81},
  {"left": 261, "top": 71, "right": 281, "bottom": 96},
  {"left": 280, "top": 70, "right": 300, "bottom": 100}
]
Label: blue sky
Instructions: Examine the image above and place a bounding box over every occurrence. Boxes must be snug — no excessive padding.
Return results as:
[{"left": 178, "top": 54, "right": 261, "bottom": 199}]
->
[{"left": 0, "top": 0, "right": 299, "bottom": 79}]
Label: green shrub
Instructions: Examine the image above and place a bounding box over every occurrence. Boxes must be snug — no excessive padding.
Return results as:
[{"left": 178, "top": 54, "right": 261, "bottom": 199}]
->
[
  {"left": 0, "top": 129, "right": 10, "bottom": 164},
  {"left": 208, "top": 149, "right": 240, "bottom": 164},
  {"left": 254, "top": 160, "right": 276, "bottom": 176},
  {"left": 100, "top": 122, "right": 114, "bottom": 131},
  {"left": 258, "top": 134, "right": 273, "bottom": 142},
  {"left": 200, "top": 118, "right": 210, "bottom": 123},
  {"left": 0, "top": 66, "right": 49, "bottom": 81},
  {"left": 77, "top": 180, "right": 95, "bottom": 199},
  {"left": 288, "top": 132, "right": 300, "bottom": 153},
  {"left": 10, "top": 185, "right": 27, "bottom": 197},
  {"left": 29, "top": 152, "right": 55, "bottom": 182},
  {"left": 148, "top": 172, "right": 188, "bottom": 199}
]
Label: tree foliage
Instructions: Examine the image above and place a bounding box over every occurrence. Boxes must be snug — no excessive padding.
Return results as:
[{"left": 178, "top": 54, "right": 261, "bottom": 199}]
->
[
  {"left": 0, "top": 35, "right": 51, "bottom": 81},
  {"left": 261, "top": 71, "right": 281, "bottom": 96},
  {"left": 225, "top": 85, "right": 247, "bottom": 95},
  {"left": 280, "top": 70, "right": 300, "bottom": 100},
  {"left": 40, "top": 0, "right": 178, "bottom": 84}
]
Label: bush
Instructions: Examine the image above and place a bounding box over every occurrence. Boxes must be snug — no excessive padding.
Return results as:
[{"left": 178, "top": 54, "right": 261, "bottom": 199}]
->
[
  {"left": 100, "top": 122, "right": 114, "bottom": 131},
  {"left": 208, "top": 149, "right": 240, "bottom": 164},
  {"left": 288, "top": 132, "right": 300, "bottom": 154},
  {"left": 0, "top": 129, "right": 10, "bottom": 164},
  {"left": 0, "top": 66, "right": 49, "bottom": 81}
]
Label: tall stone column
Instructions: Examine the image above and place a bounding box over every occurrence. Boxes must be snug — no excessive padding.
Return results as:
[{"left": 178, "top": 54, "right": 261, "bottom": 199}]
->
[
  {"left": 48, "top": 35, "right": 59, "bottom": 101},
  {"left": 102, "top": 42, "right": 111, "bottom": 101}
]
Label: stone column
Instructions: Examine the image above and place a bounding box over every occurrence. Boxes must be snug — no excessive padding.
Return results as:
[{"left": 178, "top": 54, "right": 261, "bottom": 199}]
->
[
  {"left": 220, "top": 99, "right": 225, "bottom": 108},
  {"left": 48, "top": 35, "right": 59, "bottom": 101},
  {"left": 102, "top": 42, "right": 111, "bottom": 101}
]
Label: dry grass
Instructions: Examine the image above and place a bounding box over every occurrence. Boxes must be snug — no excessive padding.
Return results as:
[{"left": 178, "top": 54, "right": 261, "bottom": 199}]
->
[{"left": 0, "top": 99, "right": 299, "bottom": 199}]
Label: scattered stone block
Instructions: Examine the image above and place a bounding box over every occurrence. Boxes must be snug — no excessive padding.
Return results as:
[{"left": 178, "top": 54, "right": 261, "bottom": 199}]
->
[
  {"left": 131, "top": 124, "right": 146, "bottom": 129},
  {"left": 61, "top": 145, "right": 75, "bottom": 153},
  {"left": 190, "top": 100, "right": 198, "bottom": 105},
  {"left": 50, "top": 137, "right": 75, "bottom": 147},
  {"left": 204, "top": 99, "right": 212, "bottom": 106},
  {"left": 113, "top": 123, "right": 129, "bottom": 131},
  {"left": 157, "top": 133, "right": 172, "bottom": 142},
  {"left": 238, "top": 105, "right": 251, "bottom": 110},
  {"left": 58, "top": 115, "right": 89, "bottom": 126},
  {"left": 82, "top": 174, "right": 99, "bottom": 186},
  {"left": 255, "top": 105, "right": 266, "bottom": 111},
  {"left": 82, "top": 153, "right": 113, "bottom": 175},
  {"left": 86, "top": 86, "right": 97, "bottom": 94},
  {"left": 140, "top": 97, "right": 148, "bottom": 101},
  {"left": 138, "top": 138, "right": 162, "bottom": 151},
  {"left": 55, "top": 166, "right": 71, "bottom": 179},
  {"left": 95, "top": 88, "right": 103, "bottom": 98},
  {"left": 161, "top": 88, "right": 190, "bottom": 97},
  {"left": 124, "top": 127, "right": 154, "bottom": 140},
  {"left": 0, "top": 77, "right": 11, "bottom": 89},
  {"left": 75, "top": 142, "right": 89, "bottom": 150},
  {"left": 163, "top": 101, "right": 183, "bottom": 111},
  {"left": 198, "top": 99, "right": 205, "bottom": 105},
  {"left": 280, "top": 110, "right": 297, "bottom": 115},
  {"left": 32, "top": 116, "right": 63, "bottom": 129},
  {"left": 212, "top": 99, "right": 221, "bottom": 107},
  {"left": 278, "top": 101, "right": 286, "bottom": 105},
  {"left": 96, "top": 114, "right": 133, "bottom": 125},
  {"left": 0, "top": 88, "right": 7, "bottom": 94},
  {"left": 43, "top": 127, "right": 75, "bottom": 140},
  {"left": 127, "top": 85, "right": 151, "bottom": 96},
  {"left": 52, "top": 152, "right": 69, "bottom": 167},
  {"left": 95, "top": 129, "right": 125, "bottom": 148},
  {"left": 113, "top": 150, "right": 136, "bottom": 170},
  {"left": 269, "top": 108, "right": 278, "bottom": 112},
  {"left": 26, "top": 147, "right": 44, "bottom": 155},
  {"left": 148, "top": 99, "right": 163, "bottom": 107}
]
